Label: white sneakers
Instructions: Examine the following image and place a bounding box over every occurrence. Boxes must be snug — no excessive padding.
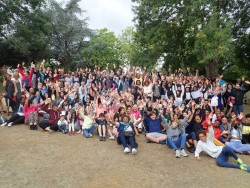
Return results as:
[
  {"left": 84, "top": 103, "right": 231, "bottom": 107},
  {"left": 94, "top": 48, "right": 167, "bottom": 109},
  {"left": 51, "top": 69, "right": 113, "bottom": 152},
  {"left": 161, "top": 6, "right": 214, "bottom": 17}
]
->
[
  {"left": 1, "top": 122, "right": 7, "bottom": 127},
  {"left": 108, "top": 136, "right": 115, "bottom": 140},
  {"left": 175, "top": 150, "right": 181, "bottom": 158},
  {"left": 124, "top": 147, "right": 137, "bottom": 155},
  {"left": 1, "top": 122, "right": 13, "bottom": 127},
  {"left": 8, "top": 123, "right": 13, "bottom": 127},
  {"left": 132, "top": 148, "right": 137, "bottom": 155},
  {"left": 181, "top": 149, "right": 188, "bottom": 157},
  {"left": 176, "top": 149, "right": 188, "bottom": 158},
  {"left": 124, "top": 147, "right": 130, "bottom": 153}
]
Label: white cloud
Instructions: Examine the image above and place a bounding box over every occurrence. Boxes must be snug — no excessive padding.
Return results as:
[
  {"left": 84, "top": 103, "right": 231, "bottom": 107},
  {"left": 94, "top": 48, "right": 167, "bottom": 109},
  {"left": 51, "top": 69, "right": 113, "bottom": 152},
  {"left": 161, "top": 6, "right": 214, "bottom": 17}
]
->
[{"left": 79, "top": 0, "right": 135, "bottom": 35}]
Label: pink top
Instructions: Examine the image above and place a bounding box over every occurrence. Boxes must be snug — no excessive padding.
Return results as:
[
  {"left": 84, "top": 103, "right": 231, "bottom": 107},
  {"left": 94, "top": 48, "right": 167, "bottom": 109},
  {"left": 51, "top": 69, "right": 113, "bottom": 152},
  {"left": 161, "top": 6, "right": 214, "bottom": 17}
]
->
[
  {"left": 96, "top": 107, "right": 104, "bottom": 118},
  {"left": 23, "top": 103, "right": 42, "bottom": 118},
  {"left": 131, "top": 110, "right": 140, "bottom": 120}
]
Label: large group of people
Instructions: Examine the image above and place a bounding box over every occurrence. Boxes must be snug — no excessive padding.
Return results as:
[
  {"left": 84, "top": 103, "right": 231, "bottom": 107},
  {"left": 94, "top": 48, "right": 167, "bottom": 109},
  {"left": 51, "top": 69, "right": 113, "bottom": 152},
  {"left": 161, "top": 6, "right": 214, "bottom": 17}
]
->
[{"left": 1, "top": 60, "right": 250, "bottom": 172}]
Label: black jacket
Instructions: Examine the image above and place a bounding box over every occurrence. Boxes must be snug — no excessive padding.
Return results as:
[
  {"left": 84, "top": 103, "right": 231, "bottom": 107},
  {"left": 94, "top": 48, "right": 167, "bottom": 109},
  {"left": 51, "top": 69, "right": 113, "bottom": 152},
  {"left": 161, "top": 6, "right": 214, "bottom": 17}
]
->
[{"left": 231, "top": 88, "right": 247, "bottom": 105}]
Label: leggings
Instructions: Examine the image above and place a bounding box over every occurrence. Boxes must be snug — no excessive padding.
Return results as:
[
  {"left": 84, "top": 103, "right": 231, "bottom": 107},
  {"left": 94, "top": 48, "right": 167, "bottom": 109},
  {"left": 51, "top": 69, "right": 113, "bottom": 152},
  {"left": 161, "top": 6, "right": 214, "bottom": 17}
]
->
[
  {"left": 39, "top": 120, "right": 59, "bottom": 131},
  {"left": 69, "top": 123, "right": 75, "bottom": 132},
  {"left": 25, "top": 112, "right": 38, "bottom": 125},
  {"left": 7, "top": 114, "right": 24, "bottom": 125}
]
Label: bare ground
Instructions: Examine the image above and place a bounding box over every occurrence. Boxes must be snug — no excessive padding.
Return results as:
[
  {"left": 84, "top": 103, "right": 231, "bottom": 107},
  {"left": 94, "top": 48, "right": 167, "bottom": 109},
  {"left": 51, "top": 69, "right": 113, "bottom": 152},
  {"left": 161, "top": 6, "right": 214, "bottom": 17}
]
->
[{"left": 0, "top": 104, "right": 250, "bottom": 188}]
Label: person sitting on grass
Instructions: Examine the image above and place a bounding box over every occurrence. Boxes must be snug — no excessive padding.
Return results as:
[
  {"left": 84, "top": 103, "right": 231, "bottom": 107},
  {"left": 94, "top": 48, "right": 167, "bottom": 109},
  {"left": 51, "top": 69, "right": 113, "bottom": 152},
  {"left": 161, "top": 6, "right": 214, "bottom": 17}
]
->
[
  {"left": 58, "top": 113, "right": 68, "bottom": 134},
  {"left": 23, "top": 93, "right": 47, "bottom": 130},
  {"left": 166, "top": 110, "right": 189, "bottom": 158},
  {"left": 1, "top": 94, "right": 25, "bottom": 127},
  {"left": 195, "top": 119, "right": 250, "bottom": 172},
  {"left": 39, "top": 102, "right": 61, "bottom": 133},
  {"left": 95, "top": 113, "right": 107, "bottom": 141},
  {"left": 225, "top": 113, "right": 250, "bottom": 154},
  {"left": 144, "top": 111, "right": 167, "bottom": 144},
  {"left": 78, "top": 106, "right": 97, "bottom": 138},
  {"left": 112, "top": 114, "right": 138, "bottom": 154}
]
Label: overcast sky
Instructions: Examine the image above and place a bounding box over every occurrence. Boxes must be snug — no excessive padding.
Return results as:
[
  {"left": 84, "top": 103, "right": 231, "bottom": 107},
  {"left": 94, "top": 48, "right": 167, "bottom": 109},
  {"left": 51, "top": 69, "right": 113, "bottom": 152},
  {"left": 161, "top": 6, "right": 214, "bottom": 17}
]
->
[{"left": 78, "top": 0, "right": 135, "bottom": 36}]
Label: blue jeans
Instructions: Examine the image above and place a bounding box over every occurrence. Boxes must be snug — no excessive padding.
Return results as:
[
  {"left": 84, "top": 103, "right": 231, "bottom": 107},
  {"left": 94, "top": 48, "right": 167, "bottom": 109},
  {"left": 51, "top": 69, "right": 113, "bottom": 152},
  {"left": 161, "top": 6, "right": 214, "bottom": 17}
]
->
[
  {"left": 226, "top": 140, "right": 250, "bottom": 152},
  {"left": 118, "top": 132, "right": 137, "bottom": 149},
  {"left": 186, "top": 132, "right": 196, "bottom": 141},
  {"left": 58, "top": 125, "right": 66, "bottom": 132},
  {"left": 216, "top": 146, "right": 240, "bottom": 169},
  {"left": 82, "top": 125, "right": 97, "bottom": 138},
  {"left": 233, "top": 105, "right": 243, "bottom": 115},
  {"left": 167, "top": 133, "right": 186, "bottom": 150}
]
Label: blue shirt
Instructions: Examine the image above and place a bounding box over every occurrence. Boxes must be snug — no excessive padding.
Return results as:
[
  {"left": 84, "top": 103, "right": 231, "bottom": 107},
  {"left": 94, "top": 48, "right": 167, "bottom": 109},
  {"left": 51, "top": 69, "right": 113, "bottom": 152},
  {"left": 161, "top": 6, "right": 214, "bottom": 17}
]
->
[{"left": 145, "top": 116, "right": 162, "bottom": 133}]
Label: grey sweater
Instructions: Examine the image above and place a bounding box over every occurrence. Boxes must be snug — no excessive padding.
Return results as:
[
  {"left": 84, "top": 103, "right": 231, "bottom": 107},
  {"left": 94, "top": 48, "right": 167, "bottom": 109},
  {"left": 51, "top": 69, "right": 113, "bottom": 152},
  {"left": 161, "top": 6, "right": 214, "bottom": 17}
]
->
[{"left": 166, "top": 118, "right": 189, "bottom": 142}]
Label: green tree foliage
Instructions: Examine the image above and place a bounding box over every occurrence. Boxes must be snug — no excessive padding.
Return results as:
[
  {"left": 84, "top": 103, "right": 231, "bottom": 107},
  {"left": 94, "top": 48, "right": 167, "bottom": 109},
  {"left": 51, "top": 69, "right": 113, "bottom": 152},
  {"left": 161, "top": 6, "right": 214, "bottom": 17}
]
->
[
  {"left": 81, "top": 28, "right": 120, "bottom": 68},
  {"left": 132, "top": 0, "right": 250, "bottom": 79},
  {"left": 47, "top": 0, "right": 92, "bottom": 68},
  {"left": 0, "top": 0, "right": 92, "bottom": 68},
  {"left": 118, "top": 27, "right": 151, "bottom": 67},
  {"left": 0, "top": 0, "right": 49, "bottom": 66}
]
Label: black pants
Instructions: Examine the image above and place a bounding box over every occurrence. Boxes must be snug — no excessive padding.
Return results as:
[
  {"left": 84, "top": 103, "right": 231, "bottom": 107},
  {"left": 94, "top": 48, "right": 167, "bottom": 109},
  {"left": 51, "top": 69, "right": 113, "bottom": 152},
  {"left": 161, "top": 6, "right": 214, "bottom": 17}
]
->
[
  {"left": 242, "top": 134, "right": 250, "bottom": 144},
  {"left": 39, "top": 120, "right": 59, "bottom": 131},
  {"left": 7, "top": 114, "right": 24, "bottom": 125}
]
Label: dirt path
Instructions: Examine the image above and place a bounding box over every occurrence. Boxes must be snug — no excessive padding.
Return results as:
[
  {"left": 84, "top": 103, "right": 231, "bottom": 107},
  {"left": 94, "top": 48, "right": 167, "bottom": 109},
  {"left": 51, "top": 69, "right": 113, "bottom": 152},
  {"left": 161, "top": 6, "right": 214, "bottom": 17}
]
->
[{"left": 0, "top": 124, "right": 249, "bottom": 188}]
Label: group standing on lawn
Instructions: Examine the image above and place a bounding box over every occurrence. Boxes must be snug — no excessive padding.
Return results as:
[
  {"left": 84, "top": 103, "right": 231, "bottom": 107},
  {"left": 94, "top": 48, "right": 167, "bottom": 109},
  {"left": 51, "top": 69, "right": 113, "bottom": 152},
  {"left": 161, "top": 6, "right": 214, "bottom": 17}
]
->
[{"left": 1, "top": 60, "right": 250, "bottom": 172}]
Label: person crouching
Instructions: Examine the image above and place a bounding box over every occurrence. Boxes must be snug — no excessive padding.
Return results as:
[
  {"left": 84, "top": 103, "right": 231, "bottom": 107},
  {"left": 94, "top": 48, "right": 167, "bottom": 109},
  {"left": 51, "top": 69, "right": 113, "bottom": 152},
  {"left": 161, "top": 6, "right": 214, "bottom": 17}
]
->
[{"left": 58, "top": 113, "right": 68, "bottom": 134}]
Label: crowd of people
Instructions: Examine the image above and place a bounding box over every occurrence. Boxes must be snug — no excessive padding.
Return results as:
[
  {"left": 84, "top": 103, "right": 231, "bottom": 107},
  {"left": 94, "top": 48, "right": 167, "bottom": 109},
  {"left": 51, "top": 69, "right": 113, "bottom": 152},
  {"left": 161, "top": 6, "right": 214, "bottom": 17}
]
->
[{"left": 1, "top": 60, "right": 250, "bottom": 172}]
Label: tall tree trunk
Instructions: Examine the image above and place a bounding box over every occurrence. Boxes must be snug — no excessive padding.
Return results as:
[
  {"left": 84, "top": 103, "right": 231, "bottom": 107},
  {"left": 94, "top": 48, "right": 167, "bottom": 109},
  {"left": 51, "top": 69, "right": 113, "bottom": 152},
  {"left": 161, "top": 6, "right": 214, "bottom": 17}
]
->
[{"left": 205, "top": 61, "right": 219, "bottom": 80}]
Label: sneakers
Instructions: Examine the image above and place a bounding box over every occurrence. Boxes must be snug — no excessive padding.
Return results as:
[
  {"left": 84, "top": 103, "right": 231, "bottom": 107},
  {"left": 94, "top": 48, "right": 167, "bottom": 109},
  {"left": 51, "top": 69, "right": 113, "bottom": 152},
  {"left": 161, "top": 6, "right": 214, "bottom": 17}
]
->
[
  {"left": 33, "top": 125, "right": 37, "bottom": 130},
  {"left": 102, "top": 136, "right": 106, "bottom": 141},
  {"left": 77, "top": 130, "right": 82, "bottom": 134},
  {"left": 181, "top": 149, "right": 188, "bottom": 157},
  {"left": 89, "top": 133, "right": 93, "bottom": 138},
  {"left": 124, "top": 147, "right": 130, "bottom": 153},
  {"left": 132, "top": 148, "right": 137, "bottom": 155},
  {"left": 30, "top": 125, "right": 33, "bottom": 130},
  {"left": 99, "top": 136, "right": 103, "bottom": 141},
  {"left": 187, "top": 146, "right": 195, "bottom": 153},
  {"left": 175, "top": 150, "right": 181, "bottom": 158},
  {"left": 108, "top": 136, "right": 115, "bottom": 140},
  {"left": 0, "top": 122, "right": 7, "bottom": 127},
  {"left": 240, "top": 164, "right": 249, "bottom": 172}
]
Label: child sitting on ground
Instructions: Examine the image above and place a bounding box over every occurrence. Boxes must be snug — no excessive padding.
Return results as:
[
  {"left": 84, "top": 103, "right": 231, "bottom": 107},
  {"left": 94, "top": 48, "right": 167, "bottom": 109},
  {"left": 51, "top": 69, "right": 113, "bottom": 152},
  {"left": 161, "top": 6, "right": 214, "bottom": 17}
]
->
[
  {"left": 58, "top": 113, "right": 68, "bottom": 134},
  {"left": 107, "top": 113, "right": 119, "bottom": 140},
  {"left": 67, "top": 110, "right": 78, "bottom": 136},
  {"left": 95, "top": 113, "right": 107, "bottom": 141},
  {"left": 78, "top": 106, "right": 97, "bottom": 138}
]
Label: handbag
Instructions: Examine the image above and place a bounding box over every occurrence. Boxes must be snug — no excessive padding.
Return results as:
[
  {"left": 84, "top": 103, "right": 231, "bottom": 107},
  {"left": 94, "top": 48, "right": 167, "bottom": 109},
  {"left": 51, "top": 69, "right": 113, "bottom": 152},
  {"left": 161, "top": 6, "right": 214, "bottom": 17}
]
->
[
  {"left": 122, "top": 123, "right": 134, "bottom": 137},
  {"left": 242, "top": 125, "right": 250, "bottom": 135}
]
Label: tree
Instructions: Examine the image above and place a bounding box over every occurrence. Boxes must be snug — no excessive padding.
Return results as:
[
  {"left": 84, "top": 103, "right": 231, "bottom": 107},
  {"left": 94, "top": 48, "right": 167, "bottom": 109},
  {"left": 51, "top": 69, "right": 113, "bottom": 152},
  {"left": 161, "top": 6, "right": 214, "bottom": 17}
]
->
[
  {"left": 118, "top": 27, "right": 151, "bottom": 67},
  {"left": 0, "top": 0, "right": 50, "bottom": 66},
  {"left": 132, "top": 0, "right": 250, "bottom": 79},
  {"left": 193, "top": 12, "right": 233, "bottom": 79},
  {"left": 47, "top": 0, "right": 92, "bottom": 68},
  {"left": 81, "top": 28, "right": 120, "bottom": 68}
]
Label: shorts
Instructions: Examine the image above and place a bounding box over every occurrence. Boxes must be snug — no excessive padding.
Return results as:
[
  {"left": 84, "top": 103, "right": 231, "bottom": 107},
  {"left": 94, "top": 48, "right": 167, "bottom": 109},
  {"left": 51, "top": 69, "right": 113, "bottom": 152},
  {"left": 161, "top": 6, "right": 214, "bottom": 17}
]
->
[{"left": 147, "top": 132, "right": 164, "bottom": 138}]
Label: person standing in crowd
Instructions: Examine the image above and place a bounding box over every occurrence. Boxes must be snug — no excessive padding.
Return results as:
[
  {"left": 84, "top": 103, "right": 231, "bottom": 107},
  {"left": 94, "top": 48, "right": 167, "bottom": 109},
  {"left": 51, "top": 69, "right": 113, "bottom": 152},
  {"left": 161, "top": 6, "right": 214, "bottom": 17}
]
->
[{"left": 231, "top": 83, "right": 248, "bottom": 115}]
